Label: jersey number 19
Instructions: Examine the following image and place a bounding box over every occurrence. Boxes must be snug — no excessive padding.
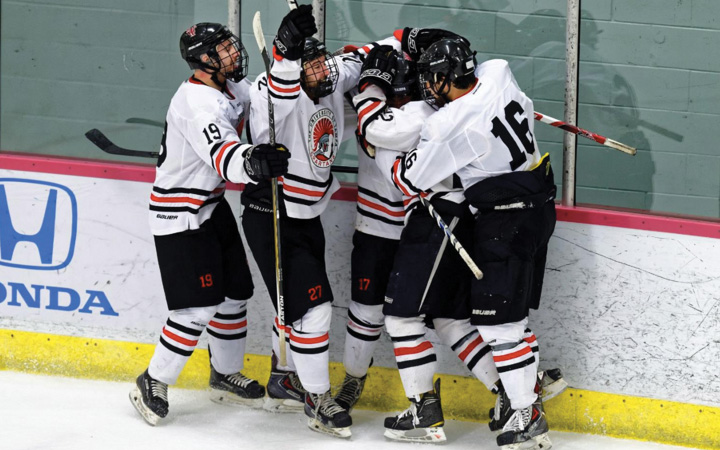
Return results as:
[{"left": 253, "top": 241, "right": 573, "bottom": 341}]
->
[{"left": 490, "top": 100, "right": 535, "bottom": 171}]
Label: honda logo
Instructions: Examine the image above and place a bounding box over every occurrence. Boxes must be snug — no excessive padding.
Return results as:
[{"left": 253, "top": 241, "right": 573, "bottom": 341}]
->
[{"left": 0, "top": 179, "right": 77, "bottom": 270}]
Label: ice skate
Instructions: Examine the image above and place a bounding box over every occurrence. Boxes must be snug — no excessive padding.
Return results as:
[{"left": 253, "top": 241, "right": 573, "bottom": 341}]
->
[
  {"left": 305, "top": 391, "right": 352, "bottom": 438},
  {"left": 496, "top": 397, "right": 552, "bottom": 450},
  {"left": 490, "top": 369, "right": 567, "bottom": 431},
  {"left": 209, "top": 365, "right": 265, "bottom": 408},
  {"left": 263, "top": 354, "right": 306, "bottom": 412},
  {"left": 334, "top": 372, "right": 366, "bottom": 412},
  {"left": 538, "top": 368, "right": 568, "bottom": 401},
  {"left": 129, "top": 369, "right": 169, "bottom": 426},
  {"left": 383, "top": 378, "right": 446, "bottom": 443}
]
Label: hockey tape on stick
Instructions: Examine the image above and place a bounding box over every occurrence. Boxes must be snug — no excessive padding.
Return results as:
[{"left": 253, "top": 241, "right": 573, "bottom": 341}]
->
[
  {"left": 84, "top": 129, "right": 160, "bottom": 158},
  {"left": 254, "top": 11, "right": 288, "bottom": 366},
  {"left": 534, "top": 112, "right": 637, "bottom": 155},
  {"left": 418, "top": 196, "right": 483, "bottom": 280}
]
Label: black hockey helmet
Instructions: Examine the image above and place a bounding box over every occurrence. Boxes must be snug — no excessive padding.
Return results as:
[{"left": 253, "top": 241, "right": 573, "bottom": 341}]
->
[
  {"left": 180, "top": 22, "right": 248, "bottom": 83},
  {"left": 300, "top": 37, "right": 339, "bottom": 98},
  {"left": 390, "top": 52, "right": 418, "bottom": 100},
  {"left": 416, "top": 38, "right": 476, "bottom": 108}
]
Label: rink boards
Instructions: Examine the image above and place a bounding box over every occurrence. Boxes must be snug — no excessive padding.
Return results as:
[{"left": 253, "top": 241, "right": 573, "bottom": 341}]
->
[{"left": 1, "top": 153, "right": 719, "bottom": 449}]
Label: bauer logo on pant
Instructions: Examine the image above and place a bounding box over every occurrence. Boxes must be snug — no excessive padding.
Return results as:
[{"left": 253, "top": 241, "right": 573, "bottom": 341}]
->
[{"left": 307, "top": 108, "right": 338, "bottom": 168}]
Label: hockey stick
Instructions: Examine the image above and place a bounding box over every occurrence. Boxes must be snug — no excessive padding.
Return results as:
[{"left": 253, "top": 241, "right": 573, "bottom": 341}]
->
[
  {"left": 254, "top": 11, "right": 289, "bottom": 367},
  {"left": 126, "top": 117, "right": 164, "bottom": 128},
  {"left": 84, "top": 129, "right": 160, "bottom": 158},
  {"left": 86, "top": 128, "right": 361, "bottom": 174},
  {"left": 534, "top": 112, "right": 637, "bottom": 155},
  {"left": 418, "top": 196, "right": 483, "bottom": 280}
]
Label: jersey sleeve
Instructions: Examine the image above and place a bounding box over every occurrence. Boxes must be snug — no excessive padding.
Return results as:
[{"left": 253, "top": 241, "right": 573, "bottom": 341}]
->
[
  {"left": 182, "top": 106, "right": 254, "bottom": 185},
  {"left": 391, "top": 115, "right": 489, "bottom": 195},
  {"left": 336, "top": 35, "right": 402, "bottom": 94}
]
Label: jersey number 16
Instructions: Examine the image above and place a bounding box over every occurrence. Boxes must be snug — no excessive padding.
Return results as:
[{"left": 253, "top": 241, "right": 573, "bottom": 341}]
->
[{"left": 491, "top": 100, "right": 535, "bottom": 171}]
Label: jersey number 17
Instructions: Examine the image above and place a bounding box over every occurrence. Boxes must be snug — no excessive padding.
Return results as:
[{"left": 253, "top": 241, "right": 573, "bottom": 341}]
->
[{"left": 490, "top": 100, "right": 535, "bottom": 171}]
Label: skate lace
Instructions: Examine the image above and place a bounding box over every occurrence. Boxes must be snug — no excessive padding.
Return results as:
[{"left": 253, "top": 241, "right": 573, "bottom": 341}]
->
[
  {"left": 335, "top": 376, "right": 361, "bottom": 406},
  {"left": 398, "top": 401, "right": 420, "bottom": 425},
  {"left": 226, "top": 373, "right": 254, "bottom": 389},
  {"left": 288, "top": 372, "right": 305, "bottom": 392},
  {"left": 493, "top": 390, "right": 505, "bottom": 421},
  {"left": 316, "top": 393, "right": 346, "bottom": 416},
  {"left": 503, "top": 406, "right": 532, "bottom": 432},
  {"left": 150, "top": 379, "right": 168, "bottom": 402}
]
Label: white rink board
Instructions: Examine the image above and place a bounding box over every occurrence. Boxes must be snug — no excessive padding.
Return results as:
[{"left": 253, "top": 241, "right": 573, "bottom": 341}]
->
[{"left": 1, "top": 169, "right": 719, "bottom": 408}]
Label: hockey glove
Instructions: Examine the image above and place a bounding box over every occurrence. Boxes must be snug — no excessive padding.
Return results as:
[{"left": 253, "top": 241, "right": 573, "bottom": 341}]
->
[
  {"left": 358, "top": 45, "right": 397, "bottom": 94},
  {"left": 243, "top": 143, "right": 290, "bottom": 182},
  {"left": 274, "top": 5, "right": 318, "bottom": 60},
  {"left": 355, "top": 129, "right": 376, "bottom": 158},
  {"left": 395, "top": 27, "right": 471, "bottom": 60}
]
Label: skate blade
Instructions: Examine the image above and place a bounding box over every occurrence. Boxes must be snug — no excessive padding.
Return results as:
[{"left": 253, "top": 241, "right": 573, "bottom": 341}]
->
[
  {"left": 209, "top": 389, "right": 265, "bottom": 408},
  {"left": 541, "top": 379, "right": 568, "bottom": 402},
  {"left": 500, "top": 432, "right": 552, "bottom": 450},
  {"left": 384, "top": 426, "right": 447, "bottom": 443},
  {"left": 129, "top": 386, "right": 161, "bottom": 426},
  {"left": 263, "top": 396, "right": 305, "bottom": 413},
  {"left": 307, "top": 418, "right": 352, "bottom": 439}
]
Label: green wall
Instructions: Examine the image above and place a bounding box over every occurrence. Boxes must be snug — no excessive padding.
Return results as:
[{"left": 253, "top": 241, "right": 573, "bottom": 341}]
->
[{"left": 2, "top": 0, "right": 718, "bottom": 218}]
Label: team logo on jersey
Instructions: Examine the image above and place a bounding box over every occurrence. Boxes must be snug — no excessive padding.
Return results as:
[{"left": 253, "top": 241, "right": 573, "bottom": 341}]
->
[{"left": 307, "top": 108, "right": 338, "bottom": 168}]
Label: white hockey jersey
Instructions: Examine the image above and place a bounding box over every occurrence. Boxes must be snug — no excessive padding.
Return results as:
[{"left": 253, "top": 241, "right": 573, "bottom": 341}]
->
[
  {"left": 248, "top": 39, "right": 399, "bottom": 220},
  {"left": 248, "top": 54, "right": 360, "bottom": 219},
  {"left": 149, "top": 76, "right": 254, "bottom": 236},
  {"left": 355, "top": 85, "right": 465, "bottom": 227},
  {"left": 391, "top": 60, "right": 541, "bottom": 198}
]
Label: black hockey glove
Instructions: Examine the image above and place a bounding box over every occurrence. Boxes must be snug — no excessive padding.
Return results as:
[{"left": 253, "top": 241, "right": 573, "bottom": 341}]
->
[
  {"left": 274, "top": 5, "right": 317, "bottom": 60},
  {"left": 358, "top": 45, "right": 396, "bottom": 94},
  {"left": 397, "top": 27, "right": 471, "bottom": 60},
  {"left": 243, "top": 143, "right": 290, "bottom": 182}
]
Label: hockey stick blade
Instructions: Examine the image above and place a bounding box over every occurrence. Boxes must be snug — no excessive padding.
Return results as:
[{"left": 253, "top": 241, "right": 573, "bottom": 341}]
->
[{"left": 85, "top": 129, "right": 159, "bottom": 158}]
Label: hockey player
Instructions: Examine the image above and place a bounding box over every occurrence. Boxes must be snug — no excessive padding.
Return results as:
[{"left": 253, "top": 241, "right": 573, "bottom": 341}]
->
[
  {"left": 242, "top": 5, "right": 379, "bottom": 438},
  {"left": 129, "top": 23, "right": 290, "bottom": 426},
  {"left": 352, "top": 42, "right": 497, "bottom": 443},
  {"left": 391, "top": 37, "right": 557, "bottom": 450}
]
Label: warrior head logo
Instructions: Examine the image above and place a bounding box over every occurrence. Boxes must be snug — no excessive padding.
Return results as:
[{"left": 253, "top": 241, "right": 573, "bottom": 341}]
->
[{"left": 308, "top": 109, "right": 338, "bottom": 168}]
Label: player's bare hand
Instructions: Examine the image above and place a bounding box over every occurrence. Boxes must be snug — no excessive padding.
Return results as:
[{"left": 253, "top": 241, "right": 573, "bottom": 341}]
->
[{"left": 244, "top": 143, "right": 291, "bottom": 181}]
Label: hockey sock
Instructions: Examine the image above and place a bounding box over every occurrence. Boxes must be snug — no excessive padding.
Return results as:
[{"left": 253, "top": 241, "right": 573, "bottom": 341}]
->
[
  {"left": 523, "top": 328, "right": 540, "bottom": 374},
  {"left": 148, "top": 305, "right": 217, "bottom": 385},
  {"left": 433, "top": 318, "right": 499, "bottom": 390},
  {"left": 290, "top": 303, "right": 332, "bottom": 394},
  {"left": 343, "top": 301, "right": 384, "bottom": 378},
  {"left": 385, "top": 315, "right": 437, "bottom": 397},
  {"left": 272, "top": 316, "right": 296, "bottom": 371},
  {"left": 206, "top": 299, "right": 248, "bottom": 375},
  {"left": 478, "top": 318, "right": 537, "bottom": 410}
]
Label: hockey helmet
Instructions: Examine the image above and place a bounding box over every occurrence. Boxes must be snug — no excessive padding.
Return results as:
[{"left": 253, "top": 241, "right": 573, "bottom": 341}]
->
[
  {"left": 180, "top": 23, "right": 248, "bottom": 82},
  {"left": 300, "top": 37, "right": 339, "bottom": 98},
  {"left": 390, "top": 51, "right": 418, "bottom": 100},
  {"left": 416, "top": 38, "right": 476, "bottom": 108}
]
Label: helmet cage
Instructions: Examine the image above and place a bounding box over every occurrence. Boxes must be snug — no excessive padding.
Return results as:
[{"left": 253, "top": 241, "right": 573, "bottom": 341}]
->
[
  {"left": 300, "top": 38, "right": 339, "bottom": 98},
  {"left": 181, "top": 24, "right": 249, "bottom": 83}
]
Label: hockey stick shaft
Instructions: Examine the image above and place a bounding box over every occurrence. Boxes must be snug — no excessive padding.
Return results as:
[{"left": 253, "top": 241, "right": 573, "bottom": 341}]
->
[
  {"left": 254, "top": 11, "right": 288, "bottom": 366},
  {"left": 534, "top": 112, "right": 637, "bottom": 155},
  {"left": 418, "top": 196, "right": 483, "bottom": 280},
  {"left": 85, "top": 129, "right": 160, "bottom": 158}
]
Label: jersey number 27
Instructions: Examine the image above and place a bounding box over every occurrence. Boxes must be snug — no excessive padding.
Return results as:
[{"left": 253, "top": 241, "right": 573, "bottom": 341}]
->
[{"left": 491, "top": 100, "right": 535, "bottom": 171}]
